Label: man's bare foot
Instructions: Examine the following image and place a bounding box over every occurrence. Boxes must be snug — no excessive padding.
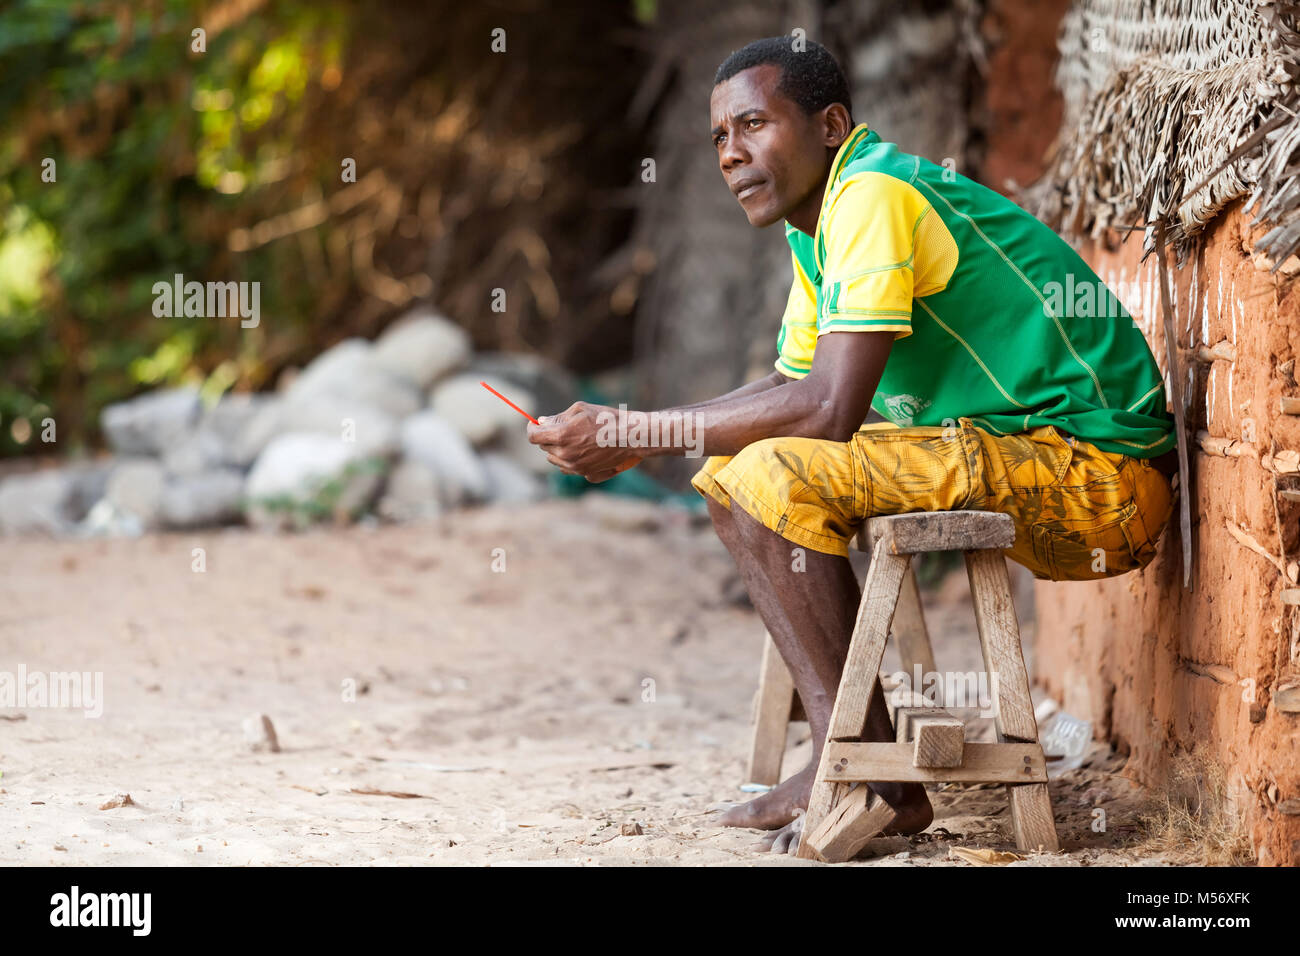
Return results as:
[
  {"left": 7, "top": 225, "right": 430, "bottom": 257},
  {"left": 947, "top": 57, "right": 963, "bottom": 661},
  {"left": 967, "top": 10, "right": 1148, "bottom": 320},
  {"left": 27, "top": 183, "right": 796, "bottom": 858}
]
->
[
  {"left": 717, "top": 759, "right": 936, "bottom": 837},
  {"left": 716, "top": 763, "right": 815, "bottom": 829}
]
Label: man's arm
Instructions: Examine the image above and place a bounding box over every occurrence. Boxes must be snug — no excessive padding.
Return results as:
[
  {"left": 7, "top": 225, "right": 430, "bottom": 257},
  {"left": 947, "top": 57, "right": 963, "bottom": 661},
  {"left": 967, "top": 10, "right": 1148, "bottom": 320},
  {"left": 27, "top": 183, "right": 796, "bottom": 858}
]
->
[
  {"left": 640, "top": 330, "right": 892, "bottom": 457},
  {"left": 672, "top": 368, "right": 793, "bottom": 413},
  {"left": 526, "top": 330, "right": 893, "bottom": 477}
]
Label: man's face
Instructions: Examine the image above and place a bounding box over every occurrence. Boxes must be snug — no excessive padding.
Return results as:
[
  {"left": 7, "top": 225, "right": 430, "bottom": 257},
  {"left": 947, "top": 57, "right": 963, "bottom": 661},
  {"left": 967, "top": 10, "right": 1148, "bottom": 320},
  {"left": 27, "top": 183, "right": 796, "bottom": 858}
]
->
[{"left": 710, "top": 64, "right": 830, "bottom": 229}]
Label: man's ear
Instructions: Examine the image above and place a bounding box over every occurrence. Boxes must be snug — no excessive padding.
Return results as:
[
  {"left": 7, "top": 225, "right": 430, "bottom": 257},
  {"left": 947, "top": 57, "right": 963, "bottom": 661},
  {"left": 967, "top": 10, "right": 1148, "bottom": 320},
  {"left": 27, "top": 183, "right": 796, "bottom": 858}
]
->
[{"left": 822, "top": 103, "right": 854, "bottom": 149}]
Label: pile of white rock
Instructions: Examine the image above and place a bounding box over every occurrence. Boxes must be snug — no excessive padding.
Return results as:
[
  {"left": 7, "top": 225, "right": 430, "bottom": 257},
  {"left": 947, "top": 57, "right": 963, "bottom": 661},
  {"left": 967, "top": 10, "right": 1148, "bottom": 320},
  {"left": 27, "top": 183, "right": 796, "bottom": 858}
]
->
[{"left": 0, "top": 309, "right": 579, "bottom": 536}]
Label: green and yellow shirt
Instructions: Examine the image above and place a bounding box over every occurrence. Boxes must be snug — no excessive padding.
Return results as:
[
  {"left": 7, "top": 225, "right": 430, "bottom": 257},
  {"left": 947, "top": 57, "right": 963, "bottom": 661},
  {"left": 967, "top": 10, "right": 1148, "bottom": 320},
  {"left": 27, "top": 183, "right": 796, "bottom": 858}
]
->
[{"left": 775, "top": 124, "right": 1176, "bottom": 458}]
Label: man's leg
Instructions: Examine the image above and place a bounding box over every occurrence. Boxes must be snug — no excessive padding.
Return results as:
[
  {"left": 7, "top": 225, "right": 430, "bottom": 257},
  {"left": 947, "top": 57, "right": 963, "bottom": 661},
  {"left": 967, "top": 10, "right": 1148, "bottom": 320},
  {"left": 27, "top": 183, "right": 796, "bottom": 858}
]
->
[{"left": 707, "top": 495, "right": 932, "bottom": 834}]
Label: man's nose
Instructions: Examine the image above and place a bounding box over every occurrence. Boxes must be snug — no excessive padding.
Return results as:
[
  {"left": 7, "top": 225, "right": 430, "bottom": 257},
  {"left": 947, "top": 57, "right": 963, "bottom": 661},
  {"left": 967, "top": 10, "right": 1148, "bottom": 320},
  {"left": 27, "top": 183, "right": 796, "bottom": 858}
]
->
[{"left": 719, "top": 135, "right": 748, "bottom": 171}]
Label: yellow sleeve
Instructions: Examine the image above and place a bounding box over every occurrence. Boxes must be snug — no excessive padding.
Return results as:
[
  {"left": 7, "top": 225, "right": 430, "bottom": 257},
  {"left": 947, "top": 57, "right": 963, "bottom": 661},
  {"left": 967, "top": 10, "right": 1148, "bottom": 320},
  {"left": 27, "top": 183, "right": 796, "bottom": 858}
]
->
[
  {"left": 774, "top": 251, "right": 817, "bottom": 380},
  {"left": 818, "top": 171, "right": 957, "bottom": 340}
]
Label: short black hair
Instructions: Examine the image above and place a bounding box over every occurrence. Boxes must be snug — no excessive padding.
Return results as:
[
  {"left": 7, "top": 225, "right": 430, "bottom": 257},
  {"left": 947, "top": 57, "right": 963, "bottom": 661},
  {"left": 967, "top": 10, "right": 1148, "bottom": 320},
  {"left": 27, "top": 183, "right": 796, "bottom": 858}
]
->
[{"left": 714, "top": 37, "right": 853, "bottom": 123}]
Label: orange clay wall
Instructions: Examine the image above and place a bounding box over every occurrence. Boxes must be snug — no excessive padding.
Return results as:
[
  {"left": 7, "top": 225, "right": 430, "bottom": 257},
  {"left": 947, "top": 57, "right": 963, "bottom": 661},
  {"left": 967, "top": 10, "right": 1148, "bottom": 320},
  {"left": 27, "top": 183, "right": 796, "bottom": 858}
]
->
[
  {"left": 983, "top": 0, "right": 1299, "bottom": 865},
  {"left": 1031, "top": 209, "right": 1300, "bottom": 867}
]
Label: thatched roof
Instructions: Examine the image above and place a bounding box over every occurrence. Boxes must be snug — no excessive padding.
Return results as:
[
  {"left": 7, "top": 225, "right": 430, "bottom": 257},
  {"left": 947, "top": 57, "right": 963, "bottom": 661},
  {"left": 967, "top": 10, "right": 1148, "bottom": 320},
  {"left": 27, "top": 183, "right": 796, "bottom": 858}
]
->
[{"left": 1028, "top": 0, "right": 1300, "bottom": 266}]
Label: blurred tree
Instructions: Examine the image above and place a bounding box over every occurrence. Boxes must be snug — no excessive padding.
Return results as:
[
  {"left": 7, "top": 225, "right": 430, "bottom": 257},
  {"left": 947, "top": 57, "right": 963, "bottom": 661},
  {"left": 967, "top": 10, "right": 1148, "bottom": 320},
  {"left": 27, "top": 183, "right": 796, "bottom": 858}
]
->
[
  {"left": 628, "top": 0, "right": 806, "bottom": 471},
  {"left": 0, "top": 0, "right": 646, "bottom": 457}
]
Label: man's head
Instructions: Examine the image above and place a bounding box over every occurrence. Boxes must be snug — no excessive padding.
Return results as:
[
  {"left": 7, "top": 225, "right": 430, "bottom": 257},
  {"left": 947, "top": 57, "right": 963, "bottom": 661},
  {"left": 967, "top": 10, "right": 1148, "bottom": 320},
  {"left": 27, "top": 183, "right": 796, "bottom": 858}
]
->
[{"left": 710, "top": 38, "right": 855, "bottom": 230}]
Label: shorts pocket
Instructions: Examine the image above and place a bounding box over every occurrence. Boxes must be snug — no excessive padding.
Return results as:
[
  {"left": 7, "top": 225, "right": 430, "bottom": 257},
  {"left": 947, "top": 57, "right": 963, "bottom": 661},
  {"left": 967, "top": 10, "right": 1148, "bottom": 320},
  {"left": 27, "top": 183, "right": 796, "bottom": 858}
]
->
[
  {"left": 1120, "top": 458, "right": 1174, "bottom": 558},
  {"left": 991, "top": 426, "right": 1076, "bottom": 493},
  {"left": 1028, "top": 501, "right": 1154, "bottom": 582}
]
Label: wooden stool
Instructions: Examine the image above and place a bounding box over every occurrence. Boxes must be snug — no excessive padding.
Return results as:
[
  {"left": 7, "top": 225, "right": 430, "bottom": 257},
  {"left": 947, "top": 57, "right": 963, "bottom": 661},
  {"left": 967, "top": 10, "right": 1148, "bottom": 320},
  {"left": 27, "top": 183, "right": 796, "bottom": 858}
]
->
[{"left": 747, "top": 509, "right": 1059, "bottom": 862}]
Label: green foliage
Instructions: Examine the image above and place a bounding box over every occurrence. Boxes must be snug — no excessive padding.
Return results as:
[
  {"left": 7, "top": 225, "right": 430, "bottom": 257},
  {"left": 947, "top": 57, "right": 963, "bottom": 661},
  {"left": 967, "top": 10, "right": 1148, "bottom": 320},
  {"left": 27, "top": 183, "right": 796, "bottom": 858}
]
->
[
  {"left": 0, "top": 0, "right": 348, "bottom": 456},
  {"left": 632, "top": 0, "right": 657, "bottom": 24},
  {"left": 0, "top": 0, "right": 647, "bottom": 461}
]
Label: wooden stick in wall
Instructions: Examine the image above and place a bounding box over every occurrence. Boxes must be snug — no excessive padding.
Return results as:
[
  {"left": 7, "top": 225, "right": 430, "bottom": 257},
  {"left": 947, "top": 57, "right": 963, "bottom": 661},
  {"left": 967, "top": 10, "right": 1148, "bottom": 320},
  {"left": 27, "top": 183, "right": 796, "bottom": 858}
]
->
[
  {"left": 1194, "top": 341, "right": 1237, "bottom": 363},
  {"left": 1198, "top": 431, "right": 1254, "bottom": 458}
]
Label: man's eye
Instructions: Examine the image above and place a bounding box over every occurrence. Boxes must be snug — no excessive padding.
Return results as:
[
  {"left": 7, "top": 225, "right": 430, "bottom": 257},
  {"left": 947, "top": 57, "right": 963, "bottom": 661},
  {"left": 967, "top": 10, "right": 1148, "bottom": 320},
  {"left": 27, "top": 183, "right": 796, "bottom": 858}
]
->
[
  {"left": 714, "top": 134, "right": 726, "bottom": 147},
  {"left": 747, "top": 118, "right": 763, "bottom": 128}
]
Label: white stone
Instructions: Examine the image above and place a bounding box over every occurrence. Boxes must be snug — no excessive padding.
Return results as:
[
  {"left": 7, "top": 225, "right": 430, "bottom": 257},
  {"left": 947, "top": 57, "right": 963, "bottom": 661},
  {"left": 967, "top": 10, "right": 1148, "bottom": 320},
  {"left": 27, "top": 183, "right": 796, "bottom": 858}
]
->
[
  {"left": 244, "top": 432, "right": 386, "bottom": 529},
  {"left": 486, "top": 416, "right": 553, "bottom": 476},
  {"left": 372, "top": 310, "right": 472, "bottom": 389},
  {"left": 204, "top": 392, "right": 272, "bottom": 445},
  {"left": 172, "top": 392, "right": 277, "bottom": 474},
  {"left": 100, "top": 387, "right": 201, "bottom": 456},
  {"left": 65, "top": 463, "right": 112, "bottom": 522},
  {"left": 231, "top": 390, "right": 406, "bottom": 471},
  {"left": 343, "top": 371, "right": 422, "bottom": 420},
  {"left": 276, "top": 395, "right": 401, "bottom": 458},
  {"left": 105, "top": 458, "right": 167, "bottom": 530},
  {"left": 229, "top": 397, "right": 287, "bottom": 467},
  {"left": 376, "top": 459, "right": 444, "bottom": 521},
  {"left": 431, "top": 374, "right": 537, "bottom": 447},
  {"left": 480, "top": 452, "right": 546, "bottom": 504},
  {"left": 0, "top": 470, "right": 75, "bottom": 534},
  {"left": 77, "top": 498, "right": 143, "bottom": 538},
  {"left": 398, "top": 411, "right": 489, "bottom": 507},
  {"left": 289, "top": 338, "right": 372, "bottom": 395},
  {"left": 161, "top": 428, "right": 229, "bottom": 477},
  {"left": 287, "top": 337, "right": 422, "bottom": 420},
  {"left": 159, "top": 469, "right": 246, "bottom": 529}
]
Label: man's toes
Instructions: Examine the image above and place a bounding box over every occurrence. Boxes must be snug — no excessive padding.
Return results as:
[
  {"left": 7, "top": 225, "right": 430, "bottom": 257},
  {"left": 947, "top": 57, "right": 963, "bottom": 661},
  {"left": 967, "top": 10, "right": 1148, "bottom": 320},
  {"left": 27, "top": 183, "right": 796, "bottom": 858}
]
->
[{"left": 757, "top": 813, "right": 803, "bottom": 854}]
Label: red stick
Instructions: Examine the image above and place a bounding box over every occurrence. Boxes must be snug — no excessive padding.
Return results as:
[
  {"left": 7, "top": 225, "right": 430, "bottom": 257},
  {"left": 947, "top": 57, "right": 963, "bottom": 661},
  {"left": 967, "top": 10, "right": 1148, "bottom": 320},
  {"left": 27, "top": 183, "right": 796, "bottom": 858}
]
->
[{"left": 479, "top": 380, "right": 541, "bottom": 425}]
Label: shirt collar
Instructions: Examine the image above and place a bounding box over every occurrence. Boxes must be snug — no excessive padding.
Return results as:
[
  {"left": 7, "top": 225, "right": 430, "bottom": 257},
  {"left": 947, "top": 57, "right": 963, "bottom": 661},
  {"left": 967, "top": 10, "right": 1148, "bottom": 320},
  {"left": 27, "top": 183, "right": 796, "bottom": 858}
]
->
[
  {"left": 826, "top": 123, "right": 873, "bottom": 186},
  {"left": 813, "top": 123, "right": 874, "bottom": 273}
]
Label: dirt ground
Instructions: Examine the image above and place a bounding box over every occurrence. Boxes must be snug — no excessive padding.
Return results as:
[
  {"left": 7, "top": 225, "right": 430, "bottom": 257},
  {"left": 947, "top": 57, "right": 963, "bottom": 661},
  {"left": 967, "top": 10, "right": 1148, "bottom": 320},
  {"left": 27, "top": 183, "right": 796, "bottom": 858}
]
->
[{"left": 0, "top": 495, "right": 1194, "bottom": 866}]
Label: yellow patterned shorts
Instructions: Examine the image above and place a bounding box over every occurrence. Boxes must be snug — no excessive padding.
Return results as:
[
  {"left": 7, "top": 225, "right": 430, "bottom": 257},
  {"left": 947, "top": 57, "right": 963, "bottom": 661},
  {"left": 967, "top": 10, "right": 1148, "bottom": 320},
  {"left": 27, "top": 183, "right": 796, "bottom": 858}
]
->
[{"left": 690, "top": 418, "right": 1174, "bottom": 581}]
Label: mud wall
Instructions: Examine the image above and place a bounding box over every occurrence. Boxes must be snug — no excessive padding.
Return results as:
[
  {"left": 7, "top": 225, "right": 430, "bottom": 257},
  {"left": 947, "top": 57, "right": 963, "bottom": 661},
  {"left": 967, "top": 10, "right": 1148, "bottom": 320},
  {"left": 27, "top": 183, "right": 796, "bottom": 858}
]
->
[
  {"left": 1032, "top": 210, "right": 1300, "bottom": 867},
  {"left": 981, "top": 0, "right": 1300, "bottom": 866}
]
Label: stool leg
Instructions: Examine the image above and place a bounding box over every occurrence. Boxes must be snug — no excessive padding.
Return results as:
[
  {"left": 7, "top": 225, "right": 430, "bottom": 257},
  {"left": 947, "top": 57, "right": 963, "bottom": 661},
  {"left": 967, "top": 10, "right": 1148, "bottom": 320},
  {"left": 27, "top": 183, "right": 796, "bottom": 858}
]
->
[
  {"left": 797, "top": 538, "right": 911, "bottom": 860},
  {"left": 858, "top": 523, "right": 937, "bottom": 705},
  {"left": 746, "top": 633, "right": 796, "bottom": 786},
  {"left": 965, "top": 548, "right": 1060, "bottom": 852}
]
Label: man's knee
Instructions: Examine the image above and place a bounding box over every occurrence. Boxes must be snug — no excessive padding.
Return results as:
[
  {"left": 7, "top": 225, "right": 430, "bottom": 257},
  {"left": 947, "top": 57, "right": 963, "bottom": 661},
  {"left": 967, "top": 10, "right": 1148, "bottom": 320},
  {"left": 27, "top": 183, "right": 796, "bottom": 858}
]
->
[{"left": 703, "top": 438, "right": 794, "bottom": 544}]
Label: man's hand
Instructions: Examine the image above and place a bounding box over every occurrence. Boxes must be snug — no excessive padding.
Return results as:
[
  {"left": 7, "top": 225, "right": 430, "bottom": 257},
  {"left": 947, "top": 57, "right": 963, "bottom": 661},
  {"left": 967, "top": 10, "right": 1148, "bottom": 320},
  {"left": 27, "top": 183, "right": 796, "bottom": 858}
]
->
[{"left": 527, "top": 401, "right": 642, "bottom": 482}]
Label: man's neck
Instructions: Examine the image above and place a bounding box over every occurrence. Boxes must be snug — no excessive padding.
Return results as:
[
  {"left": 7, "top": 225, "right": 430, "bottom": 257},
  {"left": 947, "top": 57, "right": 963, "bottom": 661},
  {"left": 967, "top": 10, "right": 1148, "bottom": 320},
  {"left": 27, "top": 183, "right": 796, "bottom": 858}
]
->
[{"left": 785, "top": 159, "right": 837, "bottom": 237}]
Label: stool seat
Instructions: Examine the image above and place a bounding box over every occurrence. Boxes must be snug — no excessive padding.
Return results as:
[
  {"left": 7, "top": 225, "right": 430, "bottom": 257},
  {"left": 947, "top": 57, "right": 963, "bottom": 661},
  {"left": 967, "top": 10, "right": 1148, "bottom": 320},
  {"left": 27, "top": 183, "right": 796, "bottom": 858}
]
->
[{"left": 867, "top": 510, "right": 1014, "bottom": 554}]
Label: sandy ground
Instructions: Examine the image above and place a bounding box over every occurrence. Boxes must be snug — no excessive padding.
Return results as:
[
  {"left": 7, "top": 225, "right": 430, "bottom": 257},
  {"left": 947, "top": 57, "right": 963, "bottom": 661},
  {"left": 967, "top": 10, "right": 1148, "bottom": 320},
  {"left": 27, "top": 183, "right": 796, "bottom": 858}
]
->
[{"left": 0, "top": 495, "right": 1186, "bottom": 866}]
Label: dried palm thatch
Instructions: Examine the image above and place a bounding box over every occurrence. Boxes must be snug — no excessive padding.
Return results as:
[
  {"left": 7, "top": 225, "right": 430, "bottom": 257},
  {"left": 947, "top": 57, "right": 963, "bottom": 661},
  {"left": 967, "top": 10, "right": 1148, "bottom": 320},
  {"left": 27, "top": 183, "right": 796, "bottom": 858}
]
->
[{"left": 1027, "top": 0, "right": 1300, "bottom": 267}]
